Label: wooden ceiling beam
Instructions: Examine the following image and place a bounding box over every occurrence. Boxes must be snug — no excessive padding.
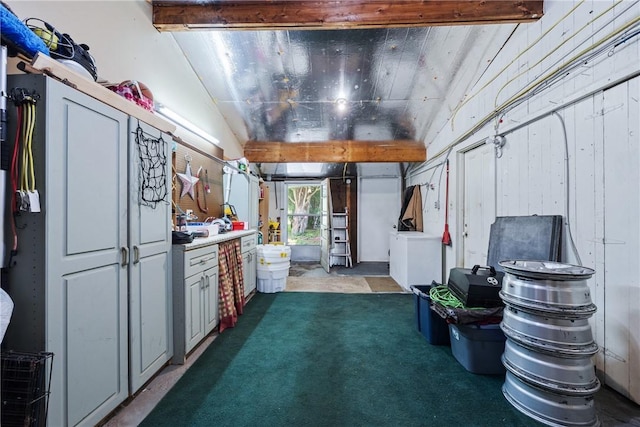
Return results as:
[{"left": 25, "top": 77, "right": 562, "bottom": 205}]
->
[
  {"left": 153, "top": 1, "right": 544, "bottom": 31},
  {"left": 243, "top": 140, "right": 426, "bottom": 163}
]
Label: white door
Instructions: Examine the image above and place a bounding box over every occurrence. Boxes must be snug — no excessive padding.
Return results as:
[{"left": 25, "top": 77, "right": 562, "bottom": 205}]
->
[
  {"left": 601, "top": 77, "right": 640, "bottom": 403},
  {"left": 358, "top": 177, "right": 400, "bottom": 262},
  {"left": 128, "top": 120, "right": 173, "bottom": 394},
  {"left": 46, "top": 80, "right": 129, "bottom": 426},
  {"left": 462, "top": 144, "right": 496, "bottom": 268}
]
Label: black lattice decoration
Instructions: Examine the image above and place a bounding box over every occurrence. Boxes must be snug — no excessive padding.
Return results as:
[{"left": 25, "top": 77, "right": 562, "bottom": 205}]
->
[{"left": 134, "top": 123, "right": 168, "bottom": 208}]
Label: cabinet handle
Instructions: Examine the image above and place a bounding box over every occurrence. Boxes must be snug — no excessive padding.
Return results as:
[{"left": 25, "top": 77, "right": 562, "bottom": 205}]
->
[
  {"left": 200, "top": 276, "right": 205, "bottom": 289},
  {"left": 205, "top": 275, "right": 210, "bottom": 288},
  {"left": 133, "top": 246, "right": 140, "bottom": 264},
  {"left": 121, "top": 247, "right": 129, "bottom": 267}
]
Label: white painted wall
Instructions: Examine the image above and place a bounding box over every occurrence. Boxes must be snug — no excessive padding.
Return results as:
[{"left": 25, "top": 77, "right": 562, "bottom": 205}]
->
[
  {"left": 6, "top": 0, "right": 243, "bottom": 158},
  {"left": 408, "top": 0, "right": 640, "bottom": 403}
]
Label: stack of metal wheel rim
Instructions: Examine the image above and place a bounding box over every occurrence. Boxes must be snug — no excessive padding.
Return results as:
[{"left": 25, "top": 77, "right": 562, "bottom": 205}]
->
[{"left": 498, "top": 260, "right": 600, "bottom": 427}]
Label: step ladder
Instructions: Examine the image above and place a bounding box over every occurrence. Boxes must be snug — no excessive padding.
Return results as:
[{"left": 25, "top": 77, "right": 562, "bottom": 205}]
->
[{"left": 330, "top": 208, "right": 352, "bottom": 268}]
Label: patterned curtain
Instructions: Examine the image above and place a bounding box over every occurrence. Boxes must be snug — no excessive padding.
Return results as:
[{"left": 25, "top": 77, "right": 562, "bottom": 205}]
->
[{"left": 218, "top": 240, "right": 245, "bottom": 333}]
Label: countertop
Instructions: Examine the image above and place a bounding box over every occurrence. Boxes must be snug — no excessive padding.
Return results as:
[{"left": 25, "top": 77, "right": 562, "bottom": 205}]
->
[{"left": 174, "top": 229, "right": 257, "bottom": 251}]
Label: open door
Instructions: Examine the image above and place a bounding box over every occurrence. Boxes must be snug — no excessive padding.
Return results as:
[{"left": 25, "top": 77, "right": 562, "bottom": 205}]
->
[{"left": 320, "top": 179, "right": 331, "bottom": 273}]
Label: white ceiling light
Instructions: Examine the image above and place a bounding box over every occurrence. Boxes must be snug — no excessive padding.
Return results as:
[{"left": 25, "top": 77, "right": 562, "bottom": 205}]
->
[
  {"left": 155, "top": 103, "right": 221, "bottom": 147},
  {"left": 335, "top": 97, "right": 348, "bottom": 112}
]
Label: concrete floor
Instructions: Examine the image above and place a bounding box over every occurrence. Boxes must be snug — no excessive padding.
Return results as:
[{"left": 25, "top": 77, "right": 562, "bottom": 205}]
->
[
  {"left": 289, "top": 261, "right": 391, "bottom": 278},
  {"left": 101, "top": 262, "right": 640, "bottom": 427}
]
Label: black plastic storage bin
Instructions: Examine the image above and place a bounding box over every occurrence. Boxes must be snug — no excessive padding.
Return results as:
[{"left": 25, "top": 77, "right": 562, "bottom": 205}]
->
[
  {"left": 411, "top": 285, "right": 450, "bottom": 345},
  {"left": 449, "top": 323, "right": 506, "bottom": 375}
]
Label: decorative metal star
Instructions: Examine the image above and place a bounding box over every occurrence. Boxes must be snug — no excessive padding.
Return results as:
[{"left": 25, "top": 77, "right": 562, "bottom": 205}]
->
[{"left": 177, "top": 161, "right": 199, "bottom": 199}]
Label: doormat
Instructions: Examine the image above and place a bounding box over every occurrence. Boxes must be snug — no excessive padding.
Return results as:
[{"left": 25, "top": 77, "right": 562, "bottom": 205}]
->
[
  {"left": 285, "top": 276, "right": 371, "bottom": 293},
  {"left": 365, "top": 276, "right": 405, "bottom": 293}
]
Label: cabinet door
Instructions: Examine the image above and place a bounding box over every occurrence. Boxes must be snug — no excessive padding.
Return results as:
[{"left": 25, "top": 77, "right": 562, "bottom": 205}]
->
[
  {"left": 44, "top": 77, "right": 129, "bottom": 427},
  {"left": 248, "top": 249, "right": 257, "bottom": 294},
  {"left": 128, "top": 119, "right": 173, "bottom": 393},
  {"left": 185, "top": 274, "right": 205, "bottom": 354},
  {"left": 389, "top": 232, "right": 402, "bottom": 287},
  {"left": 249, "top": 175, "right": 260, "bottom": 229},
  {"left": 204, "top": 267, "right": 219, "bottom": 335},
  {"left": 243, "top": 251, "right": 251, "bottom": 298}
]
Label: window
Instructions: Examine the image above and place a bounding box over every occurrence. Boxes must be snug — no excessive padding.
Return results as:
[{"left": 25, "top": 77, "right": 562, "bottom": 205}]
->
[{"left": 286, "top": 184, "right": 322, "bottom": 246}]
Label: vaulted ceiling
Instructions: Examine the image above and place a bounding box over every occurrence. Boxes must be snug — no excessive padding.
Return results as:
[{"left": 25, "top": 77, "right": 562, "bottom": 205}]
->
[{"left": 152, "top": 1, "right": 543, "bottom": 179}]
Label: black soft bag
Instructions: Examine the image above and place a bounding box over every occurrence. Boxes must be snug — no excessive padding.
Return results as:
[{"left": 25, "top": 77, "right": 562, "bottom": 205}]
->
[{"left": 25, "top": 18, "right": 98, "bottom": 80}]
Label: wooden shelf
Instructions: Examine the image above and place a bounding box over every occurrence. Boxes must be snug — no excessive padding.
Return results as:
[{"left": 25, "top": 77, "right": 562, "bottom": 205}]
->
[
  {"left": 258, "top": 183, "right": 270, "bottom": 242},
  {"left": 28, "top": 54, "right": 176, "bottom": 134}
]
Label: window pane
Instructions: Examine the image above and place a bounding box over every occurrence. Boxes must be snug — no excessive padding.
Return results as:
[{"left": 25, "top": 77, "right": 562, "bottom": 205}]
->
[
  {"left": 287, "top": 184, "right": 322, "bottom": 246},
  {"left": 286, "top": 217, "right": 321, "bottom": 246}
]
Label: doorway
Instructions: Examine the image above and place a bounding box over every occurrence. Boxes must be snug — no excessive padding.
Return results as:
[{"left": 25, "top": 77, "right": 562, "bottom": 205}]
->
[
  {"left": 284, "top": 182, "right": 323, "bottom": 262},
  {"left": 357, "top": 177, "right": 401, "bottom": 262},
  {"left": 461, "top": 143, "right": 496, "bottom": 268}
]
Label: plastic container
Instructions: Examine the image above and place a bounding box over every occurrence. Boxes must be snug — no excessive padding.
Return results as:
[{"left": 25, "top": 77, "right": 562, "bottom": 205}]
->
[
  {"left": 185, "top": 222, "right": 219, "bottom": 236},
  {"left": 256, "top": 263, "right": 290, "bottom": 293},
  {"left": 411, "top": 285, "right": 450, "bottom": 345},
  {"left": 256, "top": 244, "right": 291, "bottom": 267},
  {"left": 232, "top": 221, "right": 245, "bottom": 231},
  {"left": 449, "top": 323, "right": 506, "bottom": 375}
]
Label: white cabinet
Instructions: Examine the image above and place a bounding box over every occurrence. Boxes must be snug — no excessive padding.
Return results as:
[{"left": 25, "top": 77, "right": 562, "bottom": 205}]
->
[
  {"left": 128, "top": 119, "right": 174, "bottom": 394},
  {"left": 241, "top": 234, "right": 258, "bottom": 297},
  {"left": 225, "top": 172, "right": 259, "bottom": 229},
  {"left": 3, "top": 74, "right": 172, "bottom": 426},
  {"left": 172, "top": 244, "right": 219, "bottom": 363},
  {"left": 389, "top": 232, "right": 442, "bottom": 290}
]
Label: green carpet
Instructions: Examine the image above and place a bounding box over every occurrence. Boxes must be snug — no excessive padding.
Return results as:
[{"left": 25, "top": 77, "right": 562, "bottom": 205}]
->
[{"left": 141, "top": 293, "right": 540, "bottom": 427}]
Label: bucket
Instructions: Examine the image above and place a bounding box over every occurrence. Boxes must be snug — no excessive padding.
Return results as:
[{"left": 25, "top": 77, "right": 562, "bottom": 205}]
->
[
  {"left": 256, "top": 262, "right": 290, "bottom": 279},
  {"left": 257, "top": 244, "right": 291, "bottom": 266},
  {"left": 256, "top": 262, "right": 290, "bottom": 293}
]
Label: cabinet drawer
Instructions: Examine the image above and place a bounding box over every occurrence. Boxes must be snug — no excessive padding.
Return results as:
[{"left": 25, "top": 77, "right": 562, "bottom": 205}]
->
[
  {"left": 241, "top": 234, "right": 257, "bottom": 252},
  {"left": 184, "top": 245, "right": 219, "bottom": 278}
]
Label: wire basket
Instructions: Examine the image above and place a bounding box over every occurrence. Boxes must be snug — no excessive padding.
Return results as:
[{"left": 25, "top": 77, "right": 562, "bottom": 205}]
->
[{"left": 1, "top": 351, "right": 54, "bottom": 427}]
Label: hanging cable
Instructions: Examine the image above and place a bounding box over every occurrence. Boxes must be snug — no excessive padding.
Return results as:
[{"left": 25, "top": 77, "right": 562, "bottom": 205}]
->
[
  {"left": 410, "top": 10, "right": 640, "bottom": 184},
  {"left": 450, "top": 0, "right": 587, "bottom": 129},
  {"left": 493, "top": 0, "right": 629, "bottom": 109},
  {"left": 552, "top": 111, "right": 583, "bottom": 266},
  {"left": 6, "top": 104, "right": 22, "bottom": 266},
  {"left": 420, "top": 155, "right": 447, "bottom": 212},
  {"left": 26, "top": 103, "right": 36, "bottom": 196},
  {"left": 5, "top": 89, "right": 40, "bottom": 266},
  {"left": 497, "top": 17, "right": 640, "bottom": 121},
  {"left": 423, "top": 14, "right": 640, "bottom": 169}
]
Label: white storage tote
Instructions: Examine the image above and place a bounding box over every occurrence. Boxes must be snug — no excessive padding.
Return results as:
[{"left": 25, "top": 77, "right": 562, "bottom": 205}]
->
[{"left": 256, "top": 244, "right": 291, "bottom": 267}]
